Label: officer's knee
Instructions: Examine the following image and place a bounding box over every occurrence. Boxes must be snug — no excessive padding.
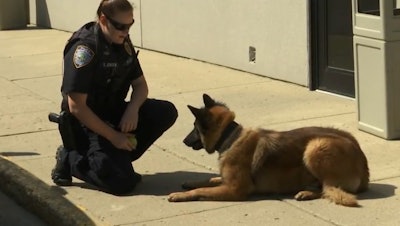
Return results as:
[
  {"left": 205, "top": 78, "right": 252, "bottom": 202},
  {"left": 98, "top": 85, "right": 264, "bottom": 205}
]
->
[{"left": 163, "top": 101, "right": 178, "bottom": 128}]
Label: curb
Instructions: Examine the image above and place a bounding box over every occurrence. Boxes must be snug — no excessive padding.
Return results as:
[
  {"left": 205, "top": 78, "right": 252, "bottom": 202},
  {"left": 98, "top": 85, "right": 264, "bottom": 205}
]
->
[{"left": 0, "top": 156, "right": 102, "bottom": 226}]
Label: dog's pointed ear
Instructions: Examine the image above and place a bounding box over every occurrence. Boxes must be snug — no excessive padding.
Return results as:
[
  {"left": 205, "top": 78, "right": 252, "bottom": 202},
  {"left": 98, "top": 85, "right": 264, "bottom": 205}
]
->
[
  {"left": 203, "top": 93, "right": 216, "bottom": 108},
  {"left": 188, "top": 105, "right": 201, "bottom": 118}
]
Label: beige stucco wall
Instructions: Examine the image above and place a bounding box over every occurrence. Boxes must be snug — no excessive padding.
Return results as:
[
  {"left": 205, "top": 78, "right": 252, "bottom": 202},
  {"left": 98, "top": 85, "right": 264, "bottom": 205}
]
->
[{"left": 28, "top": 0, "right": 310, "bottom": 86}]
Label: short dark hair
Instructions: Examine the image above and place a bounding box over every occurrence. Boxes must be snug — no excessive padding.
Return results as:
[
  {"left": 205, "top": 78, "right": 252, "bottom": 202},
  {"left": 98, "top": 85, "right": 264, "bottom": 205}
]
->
[{"left": 96, "top": 0, "right": 133, "bottom": 18}]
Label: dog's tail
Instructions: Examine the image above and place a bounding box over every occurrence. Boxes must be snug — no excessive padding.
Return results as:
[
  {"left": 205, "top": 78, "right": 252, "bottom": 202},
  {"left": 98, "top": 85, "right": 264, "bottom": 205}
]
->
[{"left": 322, "top": 185, "right": 359, "bottom": 207}]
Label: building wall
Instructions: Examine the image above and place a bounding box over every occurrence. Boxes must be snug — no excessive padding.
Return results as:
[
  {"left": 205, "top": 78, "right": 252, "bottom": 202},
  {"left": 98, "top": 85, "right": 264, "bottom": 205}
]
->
[{"left": 28, "top": 0, "right": 310, "bottom": 86}]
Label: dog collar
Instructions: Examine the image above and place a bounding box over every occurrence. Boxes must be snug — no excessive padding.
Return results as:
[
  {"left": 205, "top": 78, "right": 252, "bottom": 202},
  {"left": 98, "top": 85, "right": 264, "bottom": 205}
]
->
[{"left": 214, "top": 121, "right": 241, "bottom": 152}]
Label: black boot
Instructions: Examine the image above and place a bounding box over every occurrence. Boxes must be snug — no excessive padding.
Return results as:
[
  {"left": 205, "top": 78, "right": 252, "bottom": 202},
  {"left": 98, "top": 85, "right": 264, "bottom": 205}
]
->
[{"left": 51, "top": 146, "right": 72, "bottom": 186}]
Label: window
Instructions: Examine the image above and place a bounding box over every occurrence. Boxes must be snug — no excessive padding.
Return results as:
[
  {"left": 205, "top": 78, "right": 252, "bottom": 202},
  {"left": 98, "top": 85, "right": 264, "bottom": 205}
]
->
[{"left": 358, "top": 0, "right": 380, "bottom": 16}]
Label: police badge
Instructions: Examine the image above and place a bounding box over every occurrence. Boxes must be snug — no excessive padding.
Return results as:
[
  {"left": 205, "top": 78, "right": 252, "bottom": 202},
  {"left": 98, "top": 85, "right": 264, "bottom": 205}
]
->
[
  {"left": 73, "top": 45, "right": 95, "bottom": 68},
  {"left": 124, "top": 41, "right": 132, "bottom": 56}
]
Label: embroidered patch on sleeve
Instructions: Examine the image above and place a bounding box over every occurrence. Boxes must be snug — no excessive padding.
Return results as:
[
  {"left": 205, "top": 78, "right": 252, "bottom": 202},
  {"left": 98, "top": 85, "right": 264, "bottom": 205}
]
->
[{"left": 73, "top": 45, "right": 95, "bottom": 68}]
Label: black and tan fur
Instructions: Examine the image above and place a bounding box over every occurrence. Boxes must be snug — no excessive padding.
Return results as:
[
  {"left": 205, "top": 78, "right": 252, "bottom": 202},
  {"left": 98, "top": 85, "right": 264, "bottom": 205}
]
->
[{"left": 168, "top": 94, "right": 369, "bottom": 207}]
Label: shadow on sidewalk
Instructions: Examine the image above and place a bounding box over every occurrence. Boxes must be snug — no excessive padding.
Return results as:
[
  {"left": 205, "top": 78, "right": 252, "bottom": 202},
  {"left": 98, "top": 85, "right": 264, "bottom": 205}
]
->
[
  {"left": 0, "top": 152, "right": 40, "bottom": 157},
  {"left": 66, "top": 174, "right": 397, "bottom": 203},
  {"left": 63, "top": 171, "right": 218, "bottom": 196},
  {"left": 358, "top": 182, "right": 397, "bottom": 200},
  {"left": 135, "top": 171, "right": 219, "bottom": 196}
]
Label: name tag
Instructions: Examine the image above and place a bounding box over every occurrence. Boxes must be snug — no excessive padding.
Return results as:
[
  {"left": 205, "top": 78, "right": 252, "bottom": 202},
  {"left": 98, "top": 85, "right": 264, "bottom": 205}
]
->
[{"left": 103, "top": 62, "right": 117, "bottom": 68}]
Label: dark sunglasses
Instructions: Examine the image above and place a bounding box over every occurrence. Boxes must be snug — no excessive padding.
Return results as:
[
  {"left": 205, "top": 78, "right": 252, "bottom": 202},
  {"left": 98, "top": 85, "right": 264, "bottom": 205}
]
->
[{"left": 103, "top": 13, "right": 134, "bottom": 31}]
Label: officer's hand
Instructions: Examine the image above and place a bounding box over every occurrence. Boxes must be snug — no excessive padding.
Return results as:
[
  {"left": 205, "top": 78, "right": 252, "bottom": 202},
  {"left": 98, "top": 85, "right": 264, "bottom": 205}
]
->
[
  {"left": 111, "top": 132, "right": 136, "bottom": 151},
  {"left": 119, "top": 110, "right": 139, "bottom": 133}
]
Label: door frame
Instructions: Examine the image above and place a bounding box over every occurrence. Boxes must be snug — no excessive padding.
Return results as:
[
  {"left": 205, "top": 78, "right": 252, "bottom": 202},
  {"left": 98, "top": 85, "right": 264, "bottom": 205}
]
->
[
  {"left": 309, "top": 0, "right": 355, "bottom": 98},
  {"left": 309, "top": 0, "right": 320, "bottom": 92}
]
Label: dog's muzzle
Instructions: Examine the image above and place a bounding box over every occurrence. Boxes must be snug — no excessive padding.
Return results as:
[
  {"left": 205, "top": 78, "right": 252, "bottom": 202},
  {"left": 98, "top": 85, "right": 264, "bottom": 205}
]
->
[{"left": 183, "top": 128, "right": 203, "bottom": 150}]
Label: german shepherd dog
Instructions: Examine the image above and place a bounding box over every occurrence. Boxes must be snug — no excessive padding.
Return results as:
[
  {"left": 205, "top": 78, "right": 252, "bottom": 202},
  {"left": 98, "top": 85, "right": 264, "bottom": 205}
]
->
[{"left": 168, "top": 94, "right": 369, "bottom": 207}]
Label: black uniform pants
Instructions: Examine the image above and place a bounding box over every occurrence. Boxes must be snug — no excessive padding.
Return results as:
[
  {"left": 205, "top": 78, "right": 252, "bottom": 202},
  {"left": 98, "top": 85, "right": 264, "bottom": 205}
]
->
[{"left": 67, "top": 98, "right": 178, "bottom": 195}]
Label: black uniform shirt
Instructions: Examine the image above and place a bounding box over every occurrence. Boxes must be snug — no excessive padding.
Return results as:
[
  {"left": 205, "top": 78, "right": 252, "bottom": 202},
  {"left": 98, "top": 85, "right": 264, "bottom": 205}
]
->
[{"left": 61, "top": 22, "right": 143, "bottom": 118}]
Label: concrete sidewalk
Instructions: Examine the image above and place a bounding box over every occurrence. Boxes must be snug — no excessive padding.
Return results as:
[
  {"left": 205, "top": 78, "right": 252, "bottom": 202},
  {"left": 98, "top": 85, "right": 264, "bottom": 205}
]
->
[{"left": 0, "top": 27, "right": 399, "bottom": 226}]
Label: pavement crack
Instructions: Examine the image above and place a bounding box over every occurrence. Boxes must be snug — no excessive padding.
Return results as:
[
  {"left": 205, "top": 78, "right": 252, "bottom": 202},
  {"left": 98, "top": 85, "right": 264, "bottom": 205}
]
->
[
  {"left": 2, "top": 83, "right": 60, "bottom": 104},
  {"left": 153, "top": 144, "right": 218, "bottom": 172},
  {"left": 117, "top": 202, "right": 247, "bottom": 225},
  {"left": 0, "top": 129, "right": 56, "bottom": 138},
  {"left": 266, "top": 112, "right": 356, "bottom": 126},
  {"left": 371, "top": 176, "right": 400, "bottom": 181},
  {"left": 0, "top": 51, "right": 61, "bottom": 59},
  {"left": 10, "top": 74, "right": 61, "bottom": 82},
  {"left": 281, "top": 200, "right": 341, "bottom": 226},
  {"left": 156, "top": 81, "right": 272, "bottom": 98}
]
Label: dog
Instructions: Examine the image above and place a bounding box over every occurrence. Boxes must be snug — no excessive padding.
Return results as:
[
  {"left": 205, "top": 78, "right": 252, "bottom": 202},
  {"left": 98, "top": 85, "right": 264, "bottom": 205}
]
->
[{"left": 168, "top": 94, "right": 369, "bottom": 207}]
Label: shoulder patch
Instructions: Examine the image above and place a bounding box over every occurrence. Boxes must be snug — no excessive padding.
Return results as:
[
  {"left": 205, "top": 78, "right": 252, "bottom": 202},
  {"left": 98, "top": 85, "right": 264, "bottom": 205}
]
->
[{"left": 73, "top": 45, "right": 95, "bottom": 68}]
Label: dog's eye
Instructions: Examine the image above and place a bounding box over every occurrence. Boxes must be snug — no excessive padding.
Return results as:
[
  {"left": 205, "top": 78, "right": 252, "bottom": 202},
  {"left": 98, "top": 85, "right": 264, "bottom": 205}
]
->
[{"left": 194, "top": 120, "right": 208, "bottom": 134}]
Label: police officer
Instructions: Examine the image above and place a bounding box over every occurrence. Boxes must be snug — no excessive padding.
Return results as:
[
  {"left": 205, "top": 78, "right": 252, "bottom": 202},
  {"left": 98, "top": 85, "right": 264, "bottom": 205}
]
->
[{"left": 51, "top": 0, "right": 178, "bottom": 195}]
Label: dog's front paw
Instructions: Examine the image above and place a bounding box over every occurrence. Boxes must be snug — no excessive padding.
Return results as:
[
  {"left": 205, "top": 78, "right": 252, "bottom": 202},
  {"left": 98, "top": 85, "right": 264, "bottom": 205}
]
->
[
  {"left": 168, "top": 192, "right": 195, "bottom": 202},
  {"left": 294, "top": 190, "right": 321, "bottom": 201}
]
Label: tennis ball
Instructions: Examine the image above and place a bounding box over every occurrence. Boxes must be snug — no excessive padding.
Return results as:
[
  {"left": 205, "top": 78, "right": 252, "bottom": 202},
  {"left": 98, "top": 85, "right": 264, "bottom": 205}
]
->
[{"left": 128, "top": 135, "right": 137, "bottom": 148}]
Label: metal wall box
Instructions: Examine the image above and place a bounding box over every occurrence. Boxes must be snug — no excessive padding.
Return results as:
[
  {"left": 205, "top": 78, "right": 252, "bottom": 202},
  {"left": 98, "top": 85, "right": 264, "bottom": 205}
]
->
[{"left": 353, "top": 0, "right": 400, "bottom": 139}]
